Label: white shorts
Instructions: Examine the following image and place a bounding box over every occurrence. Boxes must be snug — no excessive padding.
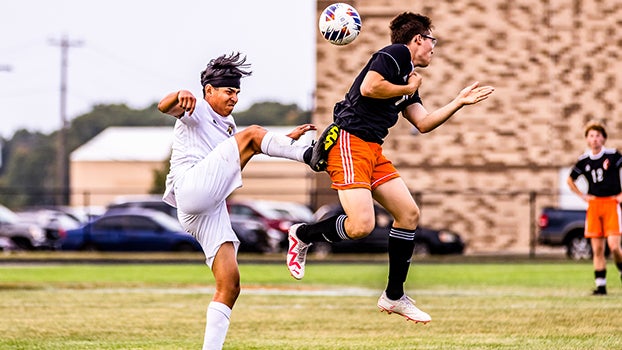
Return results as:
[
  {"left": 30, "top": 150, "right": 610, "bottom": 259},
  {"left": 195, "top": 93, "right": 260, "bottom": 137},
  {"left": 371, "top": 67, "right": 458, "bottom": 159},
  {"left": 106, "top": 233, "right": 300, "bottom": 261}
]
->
[{"left": 174, "top": 137, "right": 243, "bottom": 267}]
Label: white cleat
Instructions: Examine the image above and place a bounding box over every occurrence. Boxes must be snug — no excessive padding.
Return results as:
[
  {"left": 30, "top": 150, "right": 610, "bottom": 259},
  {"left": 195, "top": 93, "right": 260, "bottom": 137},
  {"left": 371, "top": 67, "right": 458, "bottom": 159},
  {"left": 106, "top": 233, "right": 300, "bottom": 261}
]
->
[
  {"left": 377, "top": 292, "right": 431, "bottom": 324},
  {"left": 286, "top": 223, "right": 311, "bottom": 280}
]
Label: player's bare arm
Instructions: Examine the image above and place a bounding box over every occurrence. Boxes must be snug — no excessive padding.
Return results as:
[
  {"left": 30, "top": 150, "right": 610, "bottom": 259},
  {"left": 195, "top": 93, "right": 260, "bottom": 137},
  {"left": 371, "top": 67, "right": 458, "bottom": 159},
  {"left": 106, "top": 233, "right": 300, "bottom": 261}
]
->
[
  {"left": 403, "top": 82, "right": 494, "bottom": 133},
  {"left": 157, "top": 90, "right": 196, "bottom": 118},
  {"left": 360, "top": 70, "right": 421, "bottom": 99},
  {"left": 566, "top": 176, "right": 594, "bottom": 202},
  {"left": 286, "top": 124, "right": 317, "bottom": 140}
]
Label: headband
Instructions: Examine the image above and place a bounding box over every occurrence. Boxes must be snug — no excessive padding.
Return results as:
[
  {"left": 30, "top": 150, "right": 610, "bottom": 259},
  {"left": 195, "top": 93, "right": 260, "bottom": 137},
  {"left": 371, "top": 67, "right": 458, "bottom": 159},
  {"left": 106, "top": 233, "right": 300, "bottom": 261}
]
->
[{"left": 205, "top": 76, "right": 241, "bottom": 89}]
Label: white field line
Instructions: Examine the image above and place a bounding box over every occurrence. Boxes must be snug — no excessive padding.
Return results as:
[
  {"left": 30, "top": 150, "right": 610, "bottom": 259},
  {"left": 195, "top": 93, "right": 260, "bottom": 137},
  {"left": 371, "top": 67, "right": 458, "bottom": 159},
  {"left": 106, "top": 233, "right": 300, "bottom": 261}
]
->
[
  {"left": 56, "top": 286, "right": 379, "bottom": 297},
  {"left": 34, "top": 286, "right": 553, "bottom": 298}
]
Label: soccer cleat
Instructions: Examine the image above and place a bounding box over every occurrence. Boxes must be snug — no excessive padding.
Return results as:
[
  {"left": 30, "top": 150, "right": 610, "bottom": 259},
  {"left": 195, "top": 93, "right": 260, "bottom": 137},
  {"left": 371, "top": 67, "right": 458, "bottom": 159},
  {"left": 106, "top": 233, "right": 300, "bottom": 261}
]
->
[
  {"left": 308, "top": 123, "right": 340, "bottom": 172},
  {"left": 592, "top": 286, "right": 607, "bottom": 295},
  {"left": 377, "top": 292, "right": 431, "bottom": 324},
  {"left": 287, "top": 224, "right": 312, "bottom": 280}
]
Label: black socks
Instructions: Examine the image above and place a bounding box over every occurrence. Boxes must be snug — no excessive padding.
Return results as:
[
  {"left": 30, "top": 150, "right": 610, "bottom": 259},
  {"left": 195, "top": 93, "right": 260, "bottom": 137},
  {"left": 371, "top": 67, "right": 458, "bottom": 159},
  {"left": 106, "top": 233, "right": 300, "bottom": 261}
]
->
[
  {"left": 296, "top": 214, "right": 349, "bottom": 244},
  {"left": 385, "top": 227, "right": 417, "bottom": 300}
]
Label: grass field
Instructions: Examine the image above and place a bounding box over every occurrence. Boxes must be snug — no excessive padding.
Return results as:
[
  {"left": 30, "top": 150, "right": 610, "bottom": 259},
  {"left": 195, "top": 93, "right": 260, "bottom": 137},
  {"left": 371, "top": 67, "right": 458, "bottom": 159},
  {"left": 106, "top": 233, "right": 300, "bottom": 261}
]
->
[{"left": 1, "top": 255, "right": 621, "bottom": 349}]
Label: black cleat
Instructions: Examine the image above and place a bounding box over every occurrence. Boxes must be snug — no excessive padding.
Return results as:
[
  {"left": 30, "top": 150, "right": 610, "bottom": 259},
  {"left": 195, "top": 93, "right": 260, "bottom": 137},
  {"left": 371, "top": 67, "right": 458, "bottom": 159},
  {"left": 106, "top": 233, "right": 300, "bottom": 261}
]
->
[
  {"left": 307, "top": 123, "right": 340, "bottom": 172},
  {"left": 592, "top": 286, "right": 607, "bottom": 295}
]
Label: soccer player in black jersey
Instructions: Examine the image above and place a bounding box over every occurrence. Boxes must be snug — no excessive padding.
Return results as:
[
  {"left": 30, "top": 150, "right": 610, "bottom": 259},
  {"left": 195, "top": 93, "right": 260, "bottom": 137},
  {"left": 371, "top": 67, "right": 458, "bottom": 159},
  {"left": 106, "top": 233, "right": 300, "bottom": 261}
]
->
[
  {"left": 567, "top": 121, "right": 622, "bottom": 295},
  {"left": 287, "top": 12, "right": 494, "bottom": 323}
]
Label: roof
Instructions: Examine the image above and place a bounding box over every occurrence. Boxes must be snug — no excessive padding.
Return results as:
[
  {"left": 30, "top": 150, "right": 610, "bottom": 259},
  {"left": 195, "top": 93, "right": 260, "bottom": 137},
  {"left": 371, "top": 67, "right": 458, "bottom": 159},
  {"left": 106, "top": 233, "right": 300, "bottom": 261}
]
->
[
  {"left": 70, "top": 125, "right": 315, "bottom": 162},
  {"left": 70, "top": 127, "right": 173, "bottom": 162}
]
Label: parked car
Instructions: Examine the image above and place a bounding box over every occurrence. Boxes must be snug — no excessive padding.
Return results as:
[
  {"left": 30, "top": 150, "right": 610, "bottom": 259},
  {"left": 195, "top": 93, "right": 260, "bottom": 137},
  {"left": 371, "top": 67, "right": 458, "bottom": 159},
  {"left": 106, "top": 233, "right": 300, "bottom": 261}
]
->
[
  {"left": 256, "top": 200, "right": 315, "bottom": 223},
  {"left": 538, "top": 207, "right": 595, "bottom": 260},
  {"left": 59, "top": 208, "right": 202, "bottom": 252},
  {"left": 230, "top": 216, "right": 278, "bottom": 253},
  {"left": 0, "top": 204, "right": 48, "bottom": 250},
  {"left": 311, "top": 203, "right": 465, "bottom": 255},
  {"left": 227, "top": 200, "right": 297, "bottom": 251},
  {"left": 15, "top": 208, "right": 84, "bottom": 249}
]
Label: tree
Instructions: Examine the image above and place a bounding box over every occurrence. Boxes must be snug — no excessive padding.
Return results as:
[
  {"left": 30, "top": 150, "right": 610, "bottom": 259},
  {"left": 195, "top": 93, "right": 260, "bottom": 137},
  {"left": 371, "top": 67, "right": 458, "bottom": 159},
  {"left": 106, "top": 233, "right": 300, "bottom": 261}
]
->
[{"left": 234, "top": 101, "right": 310, "bottom": 125}]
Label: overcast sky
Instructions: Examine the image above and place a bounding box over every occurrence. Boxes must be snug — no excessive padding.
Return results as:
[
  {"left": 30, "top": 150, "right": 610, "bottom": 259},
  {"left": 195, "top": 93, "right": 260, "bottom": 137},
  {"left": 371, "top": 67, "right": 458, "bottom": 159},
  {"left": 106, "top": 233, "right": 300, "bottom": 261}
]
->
[{"left": 0, "top": 0, "right": 316, "bottom": 138}]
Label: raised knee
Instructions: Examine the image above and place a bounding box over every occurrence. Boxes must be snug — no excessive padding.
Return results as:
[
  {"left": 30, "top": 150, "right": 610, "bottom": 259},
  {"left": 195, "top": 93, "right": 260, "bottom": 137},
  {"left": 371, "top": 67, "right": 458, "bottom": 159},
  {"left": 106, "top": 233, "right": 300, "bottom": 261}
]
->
[
  {"left": 245, "top": 124, "right": 267, "bottom": 138},
  {"left": 241, "top": 125, "right": 267, "bottom": 150}
]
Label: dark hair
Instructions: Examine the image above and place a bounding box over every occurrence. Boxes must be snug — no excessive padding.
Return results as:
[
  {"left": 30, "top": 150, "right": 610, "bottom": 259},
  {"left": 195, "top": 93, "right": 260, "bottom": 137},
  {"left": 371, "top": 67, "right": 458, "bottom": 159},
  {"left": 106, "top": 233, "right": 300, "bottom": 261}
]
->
[
  {"left": 389, "top": 12, "right": 433, "bottom": 44},
  {"left": 584, "top": 120, "right": 608, "bottom": 139},
  {"left": 200, "top": 52, "right": 252, "bottom": 90}
]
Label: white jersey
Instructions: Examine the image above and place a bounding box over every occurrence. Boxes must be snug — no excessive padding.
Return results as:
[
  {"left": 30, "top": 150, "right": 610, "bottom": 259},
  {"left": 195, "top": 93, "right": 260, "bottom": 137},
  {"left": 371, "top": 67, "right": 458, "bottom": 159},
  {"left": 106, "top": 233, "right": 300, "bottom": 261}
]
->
[{"left": 163, "top": 98, "right": 237, "bottom": 207}]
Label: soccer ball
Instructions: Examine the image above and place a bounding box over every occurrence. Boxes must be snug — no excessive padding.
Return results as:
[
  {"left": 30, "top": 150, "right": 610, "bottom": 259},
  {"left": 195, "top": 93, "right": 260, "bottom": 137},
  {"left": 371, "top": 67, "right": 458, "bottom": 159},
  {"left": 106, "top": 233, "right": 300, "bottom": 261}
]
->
[{"left": 318, "top": 3, "right": 361, "bottom": 46}]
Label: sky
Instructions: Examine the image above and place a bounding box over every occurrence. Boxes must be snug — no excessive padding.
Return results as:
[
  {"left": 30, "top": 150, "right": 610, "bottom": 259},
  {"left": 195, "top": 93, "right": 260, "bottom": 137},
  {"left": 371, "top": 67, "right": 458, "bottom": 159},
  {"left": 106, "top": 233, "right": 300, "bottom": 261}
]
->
[{"left": 0, "top": 0, "right": 316, "bottom": 138}]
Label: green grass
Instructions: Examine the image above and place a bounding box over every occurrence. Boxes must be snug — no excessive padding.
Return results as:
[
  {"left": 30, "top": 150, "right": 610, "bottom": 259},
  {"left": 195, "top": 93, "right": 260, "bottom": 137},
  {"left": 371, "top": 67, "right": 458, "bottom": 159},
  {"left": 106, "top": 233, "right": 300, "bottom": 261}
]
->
[{"left": 1, "top": 259, "right": 621, "bottom": 349}]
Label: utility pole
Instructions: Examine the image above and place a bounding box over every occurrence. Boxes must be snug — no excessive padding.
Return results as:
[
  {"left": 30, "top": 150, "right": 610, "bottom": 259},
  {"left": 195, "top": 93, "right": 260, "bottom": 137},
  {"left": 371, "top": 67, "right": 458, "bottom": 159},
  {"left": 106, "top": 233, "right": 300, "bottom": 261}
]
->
[
  {"left": 49, "top": 35, "right": 83, "bottom": 206},
  {"left": 0, "top": 65, "right": 9, "bottom": 169}
]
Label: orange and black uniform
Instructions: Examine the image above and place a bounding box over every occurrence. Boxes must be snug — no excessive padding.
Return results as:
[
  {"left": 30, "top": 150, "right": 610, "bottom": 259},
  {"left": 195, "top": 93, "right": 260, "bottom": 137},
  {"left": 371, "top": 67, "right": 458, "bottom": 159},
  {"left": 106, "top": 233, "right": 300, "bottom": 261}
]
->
[
  {"left": 328, "top": 44, "right": 422, "bottom": 190},
  {"left": 569, "top": 148, "right": 622, "bottom": 237}
]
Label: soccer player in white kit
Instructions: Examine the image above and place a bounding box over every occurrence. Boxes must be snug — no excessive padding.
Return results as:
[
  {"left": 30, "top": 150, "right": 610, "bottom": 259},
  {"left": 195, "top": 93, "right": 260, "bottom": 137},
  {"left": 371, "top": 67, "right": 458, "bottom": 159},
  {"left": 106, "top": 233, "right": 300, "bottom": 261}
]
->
[{"left": 157, "top": 52, "right": 316, "bottom": 350}]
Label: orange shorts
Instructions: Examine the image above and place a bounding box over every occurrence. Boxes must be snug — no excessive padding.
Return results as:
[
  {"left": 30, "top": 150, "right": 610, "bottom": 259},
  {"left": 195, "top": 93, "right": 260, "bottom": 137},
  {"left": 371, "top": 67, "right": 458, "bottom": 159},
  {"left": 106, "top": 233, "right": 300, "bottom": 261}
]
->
[
  {"left": 326, "top": 129, "right": 400, "bottom": 191},
  {"left": 585, "top": 197, "right": 622, "bottom": 238}
]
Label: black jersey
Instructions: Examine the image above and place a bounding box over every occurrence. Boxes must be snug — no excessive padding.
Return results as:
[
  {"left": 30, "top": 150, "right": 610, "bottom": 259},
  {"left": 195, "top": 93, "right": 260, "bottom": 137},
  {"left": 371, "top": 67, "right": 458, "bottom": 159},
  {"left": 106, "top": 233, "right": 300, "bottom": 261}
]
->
[
  {"left": 333, "top": 44, "right": 422, "bottom": 144},
  {"left": 569, "top": 148, "right": 622, "bottom": 197}
]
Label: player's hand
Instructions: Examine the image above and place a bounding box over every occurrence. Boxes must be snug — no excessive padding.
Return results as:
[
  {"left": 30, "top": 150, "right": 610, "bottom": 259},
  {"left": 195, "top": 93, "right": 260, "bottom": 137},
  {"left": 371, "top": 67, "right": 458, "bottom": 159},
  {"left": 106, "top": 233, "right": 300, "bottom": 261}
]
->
[
  {"left": 287, "top": 124, "right": 317, "bottom": 140},
  {"left": 177, "top": 90, "right": 196, "bottom": 115},
  {"left": 406, "top": 71, "right": 423, "bottom": 95},
  {"left": 456, "top": 82, "right": 495, "bottom": 106}
]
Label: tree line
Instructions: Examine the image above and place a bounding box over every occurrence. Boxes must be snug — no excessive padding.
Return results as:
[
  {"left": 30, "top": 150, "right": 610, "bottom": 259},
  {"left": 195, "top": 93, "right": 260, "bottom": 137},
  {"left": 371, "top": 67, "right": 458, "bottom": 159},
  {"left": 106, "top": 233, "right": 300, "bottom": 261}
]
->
[{"left": 0, "top": 101, "right": 310, "bottom": 209}]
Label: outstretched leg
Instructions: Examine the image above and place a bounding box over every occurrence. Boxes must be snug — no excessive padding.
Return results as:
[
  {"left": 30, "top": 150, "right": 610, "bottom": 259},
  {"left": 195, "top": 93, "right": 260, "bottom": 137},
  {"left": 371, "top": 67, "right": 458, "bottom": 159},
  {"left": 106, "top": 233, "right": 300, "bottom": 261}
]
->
[
  {"left": 286, "top": 188, "right": 373, "bottom": 279},
  {"left": 233, "top": 125, "right": 311, "bottom": 169}
]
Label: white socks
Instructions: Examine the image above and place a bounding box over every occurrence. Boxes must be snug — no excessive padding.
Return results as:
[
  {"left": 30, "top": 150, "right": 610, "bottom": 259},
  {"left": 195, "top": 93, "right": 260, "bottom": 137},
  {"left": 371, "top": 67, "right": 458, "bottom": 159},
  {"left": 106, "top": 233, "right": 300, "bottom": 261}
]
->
[
  {"left": 260, "top": 132, "right": 308, "bottom": 162},
  {"left": 203, "top": 301, "right": 232, "bottom": 350}
]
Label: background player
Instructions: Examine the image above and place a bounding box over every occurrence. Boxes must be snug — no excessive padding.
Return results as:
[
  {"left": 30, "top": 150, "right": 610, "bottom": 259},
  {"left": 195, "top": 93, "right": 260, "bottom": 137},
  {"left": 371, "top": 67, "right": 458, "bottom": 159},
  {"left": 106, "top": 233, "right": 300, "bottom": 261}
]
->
[{"left": 567, "top": 120, "right": 622, "bottom": 295}]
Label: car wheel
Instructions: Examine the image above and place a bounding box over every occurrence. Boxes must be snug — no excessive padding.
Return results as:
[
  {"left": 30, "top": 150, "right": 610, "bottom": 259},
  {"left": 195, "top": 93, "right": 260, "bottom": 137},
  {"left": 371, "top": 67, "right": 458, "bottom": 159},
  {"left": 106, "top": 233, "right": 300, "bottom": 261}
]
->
[
  {"left": 413, "top": 241, "right": 431, "bottom": 257},
  {"left": 566, "top": 235, "right": 592, "bottom": 260},
  {"left": 11, "top": 237, "right": 34, "bottom": 250}
]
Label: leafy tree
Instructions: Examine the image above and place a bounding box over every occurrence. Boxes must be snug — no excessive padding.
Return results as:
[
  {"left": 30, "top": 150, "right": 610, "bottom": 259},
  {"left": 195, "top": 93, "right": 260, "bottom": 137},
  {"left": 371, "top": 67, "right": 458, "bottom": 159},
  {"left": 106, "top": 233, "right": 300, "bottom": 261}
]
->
[
  {"left": 150, "top": 158, "right": 170, "bottom": 195},
  {"left": 234, "top": 101, "right": 310, "bottom": 125}
]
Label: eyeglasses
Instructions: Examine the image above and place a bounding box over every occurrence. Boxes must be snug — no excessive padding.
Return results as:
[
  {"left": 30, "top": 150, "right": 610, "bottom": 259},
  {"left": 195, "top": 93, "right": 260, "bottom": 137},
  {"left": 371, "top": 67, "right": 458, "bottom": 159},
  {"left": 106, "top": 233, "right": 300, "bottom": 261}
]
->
[{"left": 421, "top": 34, "right": 438, "bottom": 47}]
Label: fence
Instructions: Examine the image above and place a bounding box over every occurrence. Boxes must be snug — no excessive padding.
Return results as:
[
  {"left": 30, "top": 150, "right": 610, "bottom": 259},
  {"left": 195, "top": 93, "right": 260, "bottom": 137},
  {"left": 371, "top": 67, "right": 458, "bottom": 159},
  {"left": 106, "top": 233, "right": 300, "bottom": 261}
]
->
[{"left": 0, "top": 185, "right": 579, "bottom": 257}]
